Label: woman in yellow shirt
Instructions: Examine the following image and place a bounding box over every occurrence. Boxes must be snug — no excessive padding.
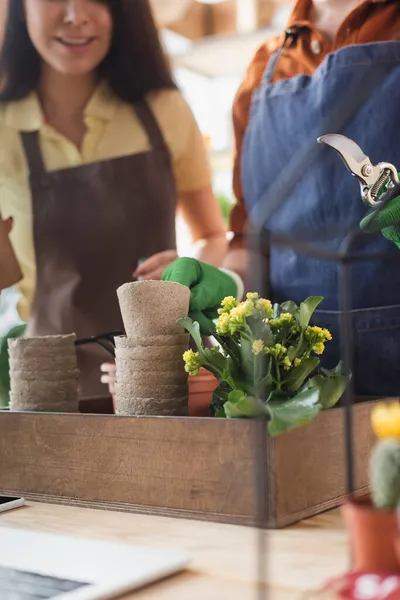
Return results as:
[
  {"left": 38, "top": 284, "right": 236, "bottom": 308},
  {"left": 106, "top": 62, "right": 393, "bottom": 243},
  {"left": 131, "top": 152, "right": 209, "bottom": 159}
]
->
[{"left": 0, "top": 0, "right": 227, "bottom": 399}]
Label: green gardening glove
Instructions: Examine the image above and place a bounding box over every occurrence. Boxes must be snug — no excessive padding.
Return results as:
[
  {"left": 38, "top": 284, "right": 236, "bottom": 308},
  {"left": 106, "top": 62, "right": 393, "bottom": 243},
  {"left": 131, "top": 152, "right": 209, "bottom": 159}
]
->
[
  {"left": 162, "top": 258, "right": 238, "bottom": 335},
  {"left": 360, "top": 182, "right": 400, "bottom": 249},
  {"left": 0, "top": 323, "right": 26, "bottom": 407}
]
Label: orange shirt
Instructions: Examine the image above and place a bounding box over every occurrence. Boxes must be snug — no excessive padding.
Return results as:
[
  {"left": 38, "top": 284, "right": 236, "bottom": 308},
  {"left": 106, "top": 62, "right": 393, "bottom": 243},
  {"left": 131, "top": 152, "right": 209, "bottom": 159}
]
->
[{"left": 230, "top": 0, "right": 400, "bottom": 249}]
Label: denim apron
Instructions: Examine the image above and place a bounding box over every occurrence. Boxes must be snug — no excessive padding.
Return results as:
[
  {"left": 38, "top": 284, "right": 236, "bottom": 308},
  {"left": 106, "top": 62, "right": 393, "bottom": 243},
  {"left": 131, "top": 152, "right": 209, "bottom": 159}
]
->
[{"left": 241, "top": 40, "right": 400, "bottom": 397}]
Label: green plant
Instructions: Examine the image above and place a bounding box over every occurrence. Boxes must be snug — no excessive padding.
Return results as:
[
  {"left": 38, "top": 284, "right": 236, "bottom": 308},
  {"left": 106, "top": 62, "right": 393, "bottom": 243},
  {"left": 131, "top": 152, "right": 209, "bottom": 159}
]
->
[
  {"left": 370, "top": 438, "right": 400, "bottom": 510},
  {"left": 180, "top": 293, "right": 349, "bottom": 436},
  {"left": 0, "top": 323, "right": 26, "bottom": 407},
  {"left": 216, "top": 194, "right": 233, "bottom": 225}
]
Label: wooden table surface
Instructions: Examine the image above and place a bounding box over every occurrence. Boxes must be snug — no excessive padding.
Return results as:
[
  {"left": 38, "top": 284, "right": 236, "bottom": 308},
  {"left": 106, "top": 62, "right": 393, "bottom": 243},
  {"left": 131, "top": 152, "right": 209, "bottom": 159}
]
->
[{"left": 0, "top": 502, "right": 350, "bottom": 599}]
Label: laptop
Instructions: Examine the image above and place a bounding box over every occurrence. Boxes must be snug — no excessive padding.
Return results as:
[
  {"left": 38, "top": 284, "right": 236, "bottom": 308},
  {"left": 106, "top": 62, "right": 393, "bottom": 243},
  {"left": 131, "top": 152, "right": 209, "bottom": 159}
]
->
[{"left": 0, "top": 526, "right": 189, "bottom": 599}]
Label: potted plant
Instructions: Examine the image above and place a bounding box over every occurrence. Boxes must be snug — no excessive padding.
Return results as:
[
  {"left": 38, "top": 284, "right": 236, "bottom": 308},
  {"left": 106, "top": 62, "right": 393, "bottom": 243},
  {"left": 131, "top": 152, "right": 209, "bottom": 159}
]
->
[
  {"left": 179, "top": 292, "right": 349, "bottom": 435},
  {"left": 342, "top": 402, "right": 400, "bottom": 573}
]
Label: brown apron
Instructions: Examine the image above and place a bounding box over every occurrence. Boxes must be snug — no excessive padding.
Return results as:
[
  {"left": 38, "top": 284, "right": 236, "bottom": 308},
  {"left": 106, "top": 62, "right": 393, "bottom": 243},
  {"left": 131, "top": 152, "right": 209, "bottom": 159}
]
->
[{"left": 20, "top": 99, "right": 177, "bottom": 399}]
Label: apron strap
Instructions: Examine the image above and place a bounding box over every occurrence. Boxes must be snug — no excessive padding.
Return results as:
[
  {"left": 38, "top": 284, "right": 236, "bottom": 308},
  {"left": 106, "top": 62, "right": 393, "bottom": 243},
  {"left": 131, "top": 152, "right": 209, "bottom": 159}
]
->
[
  {"left": 20, "top": 131, "right": 46, "bottom": 176},
  {"left": 20, "top": 98, "right": 170, "bottom": 176},
  {"left": 263, "top": 26, "right": 310, "bottom": 86},
  {"left": 133, "top": 99, "right": 170, "bottom": 154}
]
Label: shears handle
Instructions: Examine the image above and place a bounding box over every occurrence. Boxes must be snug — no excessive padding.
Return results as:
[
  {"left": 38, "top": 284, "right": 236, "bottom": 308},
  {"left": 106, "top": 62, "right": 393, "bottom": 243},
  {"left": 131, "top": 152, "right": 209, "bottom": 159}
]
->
[
  {"left": 75, "top": 331, "right": 123, "bottom": 359},
  {"left": 378, "top": 181, "right": 400, "bottom": 207}
]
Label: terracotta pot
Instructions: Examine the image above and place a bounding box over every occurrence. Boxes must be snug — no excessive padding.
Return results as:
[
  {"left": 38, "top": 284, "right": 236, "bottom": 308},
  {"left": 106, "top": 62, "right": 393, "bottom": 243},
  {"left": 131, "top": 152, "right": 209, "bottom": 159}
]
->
[
  {"left": 342, "top": 494, "right": 399, "bottom": 573},
  {"left": 188, "top": 369, "right": 219, "bottom": 417}
]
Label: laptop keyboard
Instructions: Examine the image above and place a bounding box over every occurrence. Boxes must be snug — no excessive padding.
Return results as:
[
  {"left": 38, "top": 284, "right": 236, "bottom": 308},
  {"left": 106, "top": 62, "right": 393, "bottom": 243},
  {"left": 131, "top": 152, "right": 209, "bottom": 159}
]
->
[{"left": 0, "top": 565, "right": 89, "bottom": 599}]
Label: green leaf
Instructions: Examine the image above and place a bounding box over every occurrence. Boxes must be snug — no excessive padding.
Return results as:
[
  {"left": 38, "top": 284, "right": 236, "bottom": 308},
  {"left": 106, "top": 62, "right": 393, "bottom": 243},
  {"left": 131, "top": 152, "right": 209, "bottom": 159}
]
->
[
  {"left": 256, "top": 357, "right": 273, "bottom": 398},
  {"left": 267, "top": 390, "right": 290, "bottom": 403},
  {"left": 177, "top": 317, "right": 204, "bottom": 354},
  {"left": 309, "top": 375, "right": 346, "bottom": 409},
  {"left": 224, "top": 391, "right": 265, "bottom": 419},
  {"left": 266, "top": 387, "right": 322, "bottom": 436},
  {"left": 215, "top": 409, "right": 226, "bottom": 418},
  {"left": 287, "top": 346, "right": 298, "bottom": 362},
  {"left": 280, "top": 300, "right": 299, "bottom": 316},
  {"left": 239, "top": 334, "right": 254, "bottom": 379},
  {"left": 247, "top": 318, "right": 274, "bottom": 346},
  {"left": 210, "top": 381, "right": 230, "bottom": 416},
  {"left": 212, "top": 332, "right": 241, "bottom": 363},
  {"left": 299, "top": 296, "right": 324, "bottom": 328},
  {"left": 228, "top": 390, "right": 245, "bottom": 404},
  {"left": 0, "top": 324, "right": 26, "bottom": 408},
  {"left": 283, "top": 357, "right": 320, "bottom": 392},
  {"left": 320, "top": 360, "right": 347, "bottom": 378},
  {"left": 203, "top": 348, "right": 227, "bottom": 372}
]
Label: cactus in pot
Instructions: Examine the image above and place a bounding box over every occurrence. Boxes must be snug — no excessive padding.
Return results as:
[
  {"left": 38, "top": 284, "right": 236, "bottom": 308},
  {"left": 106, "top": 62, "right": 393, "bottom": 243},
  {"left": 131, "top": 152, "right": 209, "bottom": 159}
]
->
[
  {"left": 370, "top": 437, "right": 400, "bottom": 510},
  {"left": 342, "top": 402, "right": 400, "bottom": 573}
]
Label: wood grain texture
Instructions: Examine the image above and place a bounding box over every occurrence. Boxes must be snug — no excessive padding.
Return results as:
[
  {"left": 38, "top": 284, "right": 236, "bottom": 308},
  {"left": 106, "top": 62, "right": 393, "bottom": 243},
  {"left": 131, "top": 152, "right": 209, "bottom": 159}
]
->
[
  {"left": 269, "top": 399, "right": 376, "bottom": 527},
  {"left": 0, "top": 501, "right": 348, "bottom": 599},
  {"left": 0, "top": 401, "right": 377, "bottom": 527}
]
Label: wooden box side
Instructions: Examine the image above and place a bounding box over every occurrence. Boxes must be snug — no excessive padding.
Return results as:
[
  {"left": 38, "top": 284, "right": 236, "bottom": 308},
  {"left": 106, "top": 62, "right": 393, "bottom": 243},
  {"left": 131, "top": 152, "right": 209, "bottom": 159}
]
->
[
  {"left": 268, "top": 401, "right": 378, "bottom": 528},
  {"left": 0, "top": 412, "right": 258, "bottom": 524}
]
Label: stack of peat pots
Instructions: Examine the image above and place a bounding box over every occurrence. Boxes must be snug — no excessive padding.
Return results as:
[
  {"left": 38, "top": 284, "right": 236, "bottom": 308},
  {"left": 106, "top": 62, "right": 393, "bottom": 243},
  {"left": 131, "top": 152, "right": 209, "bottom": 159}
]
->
[
  {"left": 115, "top": 281, "right": 190, "bottom": 416},
  {"left": 8, "top": 334, "right": 79, "bottom": 412}
]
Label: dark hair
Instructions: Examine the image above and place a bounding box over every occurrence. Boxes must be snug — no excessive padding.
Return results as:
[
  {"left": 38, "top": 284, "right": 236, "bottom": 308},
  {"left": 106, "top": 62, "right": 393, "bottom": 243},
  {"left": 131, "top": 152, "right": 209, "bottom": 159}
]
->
[{"left": 0, "top": 0, "right": 176, "bottom": 103}]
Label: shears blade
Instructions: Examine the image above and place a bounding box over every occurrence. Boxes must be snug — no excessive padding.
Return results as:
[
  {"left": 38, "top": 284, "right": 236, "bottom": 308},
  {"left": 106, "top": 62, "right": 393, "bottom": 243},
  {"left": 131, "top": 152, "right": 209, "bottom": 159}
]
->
[{"left": 317, "top": 133, "right": 381, "bottom": 187}]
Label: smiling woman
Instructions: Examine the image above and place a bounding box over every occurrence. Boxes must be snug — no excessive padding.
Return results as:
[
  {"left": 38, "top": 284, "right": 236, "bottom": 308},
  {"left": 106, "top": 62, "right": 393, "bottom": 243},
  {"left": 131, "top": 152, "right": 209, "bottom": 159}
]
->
[{"left": 0, "top": 0, "right": 227, "bottom": 401}]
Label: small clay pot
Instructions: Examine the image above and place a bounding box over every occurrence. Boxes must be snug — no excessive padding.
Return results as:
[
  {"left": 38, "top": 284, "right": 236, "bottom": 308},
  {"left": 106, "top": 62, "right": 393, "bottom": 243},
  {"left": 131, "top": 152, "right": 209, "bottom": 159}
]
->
[
  {"left": 9, "top": 356, "right": 78, "bottom": 371},
  {"left": 116, "top": 357, "right": 186, "bottom": 374},
  {"left": 8, "top": 334, "right": 76, "bottom": 350},
  {"left": 117, "top": 281, "right": 190, "bottom": 337},
  {"left": 342, "top": 494, "right": 399, "bottom": 573},
  {"left": 115, "top": 394, "right": 188, "bottom": 416},
  {"left": 116, "top": 334, "right": 189, "bottom": 347},
  {"left": 188, "top": 369, "right": 219, "bottom": 417},
  {"left": 116, "top": 379, "right": 188, "bottom": 400},
  {"left": 115, "top": 345, "right": 187, "bottom": 361},
  {"left": 10, "top": 378, "right": 79, "bottom": 396},
  {"left": 8, "top": 335, "right": 77, "bottom": 359},
  {"left": 116, "top": 368, "right": 187, "bottom": 386},
  {"left": 9, "top": 392, "right": 79, "bottom": 413},
  {"left": 10, "top": 369, "right": 80, "bottom": 382}
]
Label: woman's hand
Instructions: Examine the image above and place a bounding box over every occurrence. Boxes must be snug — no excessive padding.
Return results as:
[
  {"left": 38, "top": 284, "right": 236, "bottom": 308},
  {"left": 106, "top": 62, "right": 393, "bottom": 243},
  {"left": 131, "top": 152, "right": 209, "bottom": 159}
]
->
[
  {"left": 133, "top": 249, "right": 178, "bottom": 280},
  {"left": 100, "top": 361, "right": 116, "bottom": 397}
]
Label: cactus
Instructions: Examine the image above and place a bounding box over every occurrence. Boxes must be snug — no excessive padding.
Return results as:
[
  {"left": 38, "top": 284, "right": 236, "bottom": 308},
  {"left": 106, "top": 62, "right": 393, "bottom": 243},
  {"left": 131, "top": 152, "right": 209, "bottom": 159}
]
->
[{"left": 370, "top": 438, "right": 400, "bottom": 510}]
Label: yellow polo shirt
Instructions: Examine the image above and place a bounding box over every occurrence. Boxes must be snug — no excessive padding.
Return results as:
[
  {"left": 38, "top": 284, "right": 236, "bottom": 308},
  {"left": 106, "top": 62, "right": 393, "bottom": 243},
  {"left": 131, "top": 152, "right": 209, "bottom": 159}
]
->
[{"left": 0, "top": 85, "right": 211, "bottom": 321}]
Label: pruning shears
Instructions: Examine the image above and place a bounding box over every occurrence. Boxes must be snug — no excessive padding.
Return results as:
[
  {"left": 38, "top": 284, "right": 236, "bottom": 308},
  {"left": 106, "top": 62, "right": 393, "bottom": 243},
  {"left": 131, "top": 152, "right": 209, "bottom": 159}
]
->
[{"left": 318, "top": 133, "right": 400, "bottom": 208}]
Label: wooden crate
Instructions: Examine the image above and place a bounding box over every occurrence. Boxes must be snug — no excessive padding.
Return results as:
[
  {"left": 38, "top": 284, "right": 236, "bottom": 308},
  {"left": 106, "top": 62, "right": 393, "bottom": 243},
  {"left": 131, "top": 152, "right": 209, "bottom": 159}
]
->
[{"left": 0, "top": 401, "right": 376, "bottom": 528}]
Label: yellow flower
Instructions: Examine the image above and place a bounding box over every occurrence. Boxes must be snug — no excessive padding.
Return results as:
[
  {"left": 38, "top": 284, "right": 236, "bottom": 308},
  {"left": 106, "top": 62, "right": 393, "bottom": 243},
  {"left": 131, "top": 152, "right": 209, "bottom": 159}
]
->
[
  {"left": 216, "top": 312, "right": 230, "bottom": 335},
  {"left": 280, "top": 313, "right": 293, "bottom": 322},
  {"left": 255, "top": 298, "right": 273, "bottom": 317},
  {"left": 283, "top": 356, "right": 292, "bottom": 370},
  {"left": 275, "top": 343, "right": 287, "bottom": 354},
  {"left": 219, "top": 296, "right": 238, "bottom": 314},
  {"left": 294, "top": 358, "right": 301, "bottom": 367},
  {"left": 230, "top": 300, "right": 254, "bottom": 321},
  {"left": 322, "top": 328, "right": 332, "bottom": 341},
  {"left": 246, "top": 292, "right": 259, "bottom": 301},
  {"left": 265, "top": 343, "right": 287, "bottom": 360},
  {"left": 252, "top": 339, "right": 264, "bottom": 355},
  {"left": 312, "top": 342, "right": 325, "bottom": 355},
  {"left": 306, "top": 326, "right": 332, "bottom": 341},
  {"left": 371, "top": 402, "right": 400, "bottom": 440},
  {"left": 182, "top": 349, "right": 202, "bottom": 376},
  {"left": 267, "top": 312, "right": 292, "bottom": 328}
]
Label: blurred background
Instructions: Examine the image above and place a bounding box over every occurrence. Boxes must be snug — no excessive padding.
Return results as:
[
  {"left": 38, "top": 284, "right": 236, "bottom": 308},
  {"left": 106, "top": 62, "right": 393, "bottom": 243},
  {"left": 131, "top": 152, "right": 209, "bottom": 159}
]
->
[
  {"left": 0, "top": 0, "right": 292, "bottom": 332},
  {"left": 150, "top": 0, "right": 292, "bottom": 252}
]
